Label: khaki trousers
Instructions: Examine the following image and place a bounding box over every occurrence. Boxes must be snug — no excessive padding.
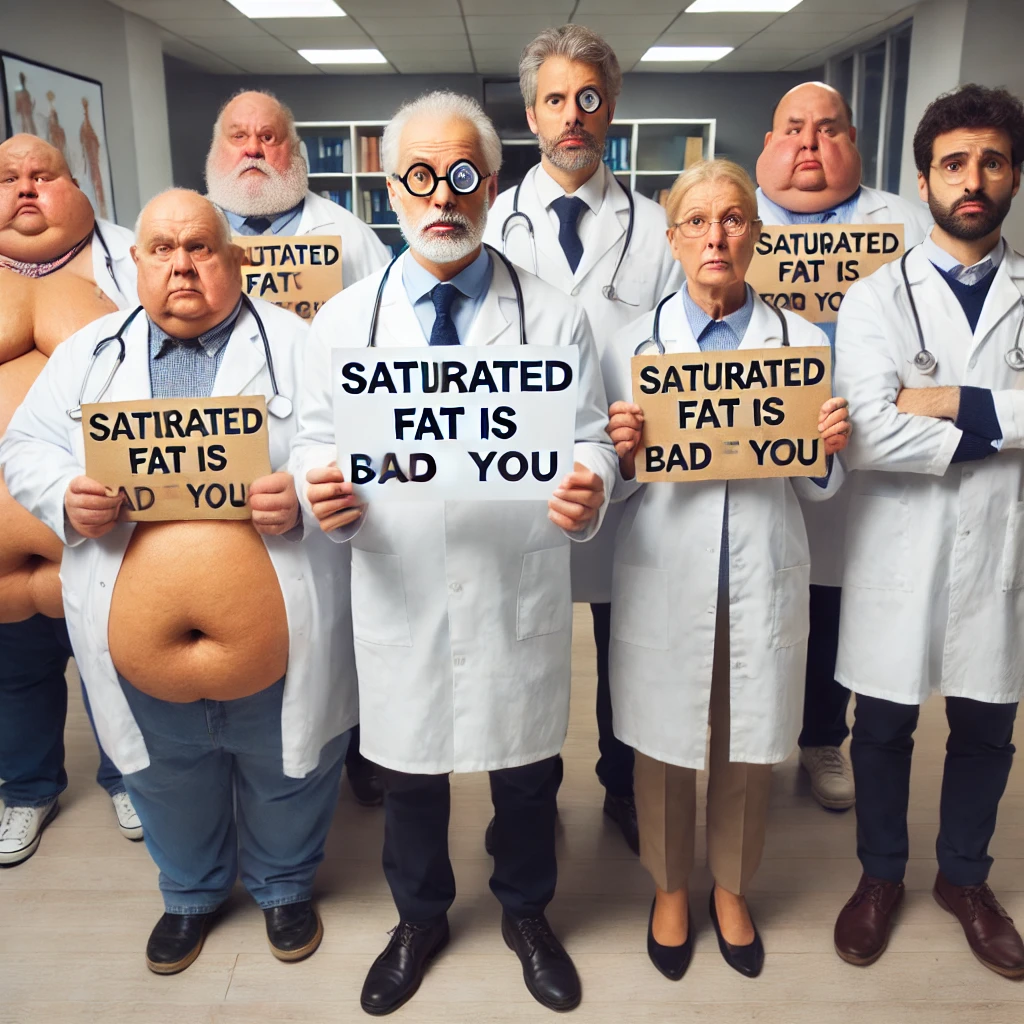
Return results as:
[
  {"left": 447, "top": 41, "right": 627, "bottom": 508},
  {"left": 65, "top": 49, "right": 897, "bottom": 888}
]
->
[{"left": 634, "top": 603, "right": 773, "bottom": 895}]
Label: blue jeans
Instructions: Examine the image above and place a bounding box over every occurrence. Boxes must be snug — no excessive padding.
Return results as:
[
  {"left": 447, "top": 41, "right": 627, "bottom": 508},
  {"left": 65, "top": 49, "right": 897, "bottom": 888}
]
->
[
  {"left": 0, "top": 614, "right": 124, "bottom": 807},
  {"left": 118, "top": 675, "right": 349, "bottom": 914}
]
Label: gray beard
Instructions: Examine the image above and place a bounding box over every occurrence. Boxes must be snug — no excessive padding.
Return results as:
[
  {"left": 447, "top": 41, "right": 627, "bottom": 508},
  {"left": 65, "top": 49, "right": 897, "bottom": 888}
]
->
[
  {"left": 205, "top": 154, "right": 309, "bottom": 218},
  {"left": 395, "top": 197, "right": 489, "bottom": 265},
  {"left": 539, "top": 130, "right": 603, "bottom": 173}
]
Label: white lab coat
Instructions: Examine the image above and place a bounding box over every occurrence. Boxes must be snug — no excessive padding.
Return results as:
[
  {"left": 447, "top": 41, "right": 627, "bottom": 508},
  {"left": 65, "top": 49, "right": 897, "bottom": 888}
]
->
[
  {"left": 835, "top": 241, "right": 1024, "bottom": 706},
  {"left": 0, "top": 298, "right": 357, "bottom": 778},
  {"left": 296, "top": 190, "right": 391, "bottom": 287},
  {"left": 92, "top": 218, "right": 138, "bottom": 309},
  {"left": 289, "top": 251, "right": 618, "bottom": 774},
  {"left": 487, "top": 164, "right": 682, "bottom": 602},
  {"left": 757, "top": 185, "right": 933, "bottom": 586},
  {"left": 605, "top": 293, "right": 844, "bottom": 769}
]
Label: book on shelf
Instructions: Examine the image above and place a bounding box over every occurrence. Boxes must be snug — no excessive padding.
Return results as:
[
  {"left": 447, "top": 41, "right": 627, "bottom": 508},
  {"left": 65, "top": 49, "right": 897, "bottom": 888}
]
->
[
  {"left": 359, "top": 135, "right": 381, "bottom": 173},
  {"left": 602, "top": 135, "right": 630, "bottom": 172},
  {"left": 306, "top": 135, "right": 350, "bottom": 174},
  {"left": 318, "top": 188, "right": 353, "bottom": 211}
]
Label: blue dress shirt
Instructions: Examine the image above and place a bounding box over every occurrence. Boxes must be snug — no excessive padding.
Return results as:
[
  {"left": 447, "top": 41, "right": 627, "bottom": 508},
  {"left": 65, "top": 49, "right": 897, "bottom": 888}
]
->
[
  {"left": 403, "top": 247, "right": 493, "bottom": 345},
  {"left": 224, "top": 198, "right": 305, "bottom": 236}
]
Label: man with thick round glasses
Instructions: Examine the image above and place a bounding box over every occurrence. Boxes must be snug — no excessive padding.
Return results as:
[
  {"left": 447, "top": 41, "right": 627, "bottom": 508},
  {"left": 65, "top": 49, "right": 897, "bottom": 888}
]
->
[
  {"left": 485, "top": 24, "right": 681, "bottom": 857},
  {"left": 290, "top": 90, "right": 617, "bottom": 1015}
]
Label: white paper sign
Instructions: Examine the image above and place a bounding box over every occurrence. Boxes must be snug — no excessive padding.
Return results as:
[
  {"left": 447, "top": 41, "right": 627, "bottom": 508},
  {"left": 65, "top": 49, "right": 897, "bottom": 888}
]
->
[{"left": 333, "top": 346, "right": 579, "bottom": 501}]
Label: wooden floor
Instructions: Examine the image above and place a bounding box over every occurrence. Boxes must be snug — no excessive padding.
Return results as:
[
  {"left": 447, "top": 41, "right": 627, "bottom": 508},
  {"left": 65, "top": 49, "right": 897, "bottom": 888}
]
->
[{"left": 2, "top": 605, "right": 1023, "bottom": 1024}]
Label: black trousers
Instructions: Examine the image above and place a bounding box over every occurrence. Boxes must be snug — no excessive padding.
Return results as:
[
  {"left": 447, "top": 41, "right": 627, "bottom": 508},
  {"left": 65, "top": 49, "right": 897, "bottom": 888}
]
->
[
  {"left": 799, "top": 585, "right": 853, "bottom": 748},
  {"left": 591, "top": 603, "right": 635, "bottom": 798},
  {"left": 380, "top": 756, "right": 562, "bottom": 923},
  {"left": 852, "top": 693, "right": 1018, "bottom": 886}
]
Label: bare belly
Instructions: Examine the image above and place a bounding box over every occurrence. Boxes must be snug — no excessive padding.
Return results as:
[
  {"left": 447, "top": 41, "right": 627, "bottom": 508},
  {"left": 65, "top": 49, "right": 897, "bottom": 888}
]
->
[{"left": 108, "top": 521, "right": 289, "bottom": 703}]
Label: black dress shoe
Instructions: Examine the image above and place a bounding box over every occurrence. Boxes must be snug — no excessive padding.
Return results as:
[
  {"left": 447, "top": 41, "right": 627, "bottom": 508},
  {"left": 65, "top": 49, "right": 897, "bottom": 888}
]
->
[
  {"left": 145, "top": 911, "right": 216, "bottom": 975},
  {"left": 501, "top": 912, "right": 581, "bottom": 1012},
  {"left": 265, "top": 900, "right": 323, "bottom": 962},
  {"left": 647, "top": 898, "right": 693, "bottom": 981},
  {"left": 485, "top": 816, "right": 496, "bottom": 856},
  {"left": 709, "top": 889, "right": 764, "bottom": 978},
  {"left": 347, "top": 753, "right": 384, "bottom": 807},
  {"left": 603, "top": 792, "right": 639, "bottom": 855},
  {"left": 360, "top": 917, "right": 449, "bottom": 1016}
]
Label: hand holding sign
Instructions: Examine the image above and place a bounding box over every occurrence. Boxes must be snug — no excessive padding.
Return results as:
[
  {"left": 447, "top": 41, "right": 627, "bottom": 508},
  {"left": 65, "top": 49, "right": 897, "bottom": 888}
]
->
[
  {"left": 306, "top": 463, "right": 364, "bottom": 532},
  {"left": 819, "top": 397, "right": 851, "bottom": 455},
  {"left": 249, "top": 472, "right": 299, "bottom": 536},
  {"left": 548, "top": 463, "right": 605, "bottom": 532},
  {"left": 606, "top": 401, "right": 645, "bottom": 479},
  {"left": 65, "top": 475, "right": 125, "bottom": 538}
]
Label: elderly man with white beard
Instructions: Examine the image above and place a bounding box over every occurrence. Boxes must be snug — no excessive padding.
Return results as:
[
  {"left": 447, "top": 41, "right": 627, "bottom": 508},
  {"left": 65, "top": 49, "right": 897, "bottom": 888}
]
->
[{"left": 206, "top": 88, "right": 389, "bottom": 806}]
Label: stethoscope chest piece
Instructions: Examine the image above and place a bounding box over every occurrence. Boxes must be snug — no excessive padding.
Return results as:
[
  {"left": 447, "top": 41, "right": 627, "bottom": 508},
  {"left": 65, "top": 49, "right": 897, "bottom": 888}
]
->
[
  {"left": 602, "top": 284, "right": 617, "bottom": 300},
  {"left": 1006, "top": 346, "right": 1024, "bottom": 372},
  {"left": 912, "top": 348, "right": 939, "bottom": 375},
  {"left": 267, "top": 393, "right": 293, "bottom": 419}
]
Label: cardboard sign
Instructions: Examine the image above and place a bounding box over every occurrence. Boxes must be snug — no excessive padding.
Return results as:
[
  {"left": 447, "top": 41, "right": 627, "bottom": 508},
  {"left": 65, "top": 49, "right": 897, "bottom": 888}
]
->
[
  {"left": 333, "top": 347, "right": 579, "bottom": 501},
  {"left": 82, "top": 396, "right": 272, "bottom": 521},
  {"left": 631, "top": 347, "right": 832, "bottom": 482},
  {"left": 236, "top": 234, "right": 343, "bottom": 320},
  {"left": 747, "top": 224, "right": 905, "bottom": 323}
]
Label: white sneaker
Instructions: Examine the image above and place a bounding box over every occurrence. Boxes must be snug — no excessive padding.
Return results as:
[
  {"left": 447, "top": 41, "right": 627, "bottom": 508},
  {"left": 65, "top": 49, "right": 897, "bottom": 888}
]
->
[
  {"left": 112, "top": 792, "right": 144, "bottom": 841},
  {"left": 799, "top": 745, "right": 855, "bottom": 810},
  {"left": 0, "top": 800, "right": 59, "bottom": 865}
]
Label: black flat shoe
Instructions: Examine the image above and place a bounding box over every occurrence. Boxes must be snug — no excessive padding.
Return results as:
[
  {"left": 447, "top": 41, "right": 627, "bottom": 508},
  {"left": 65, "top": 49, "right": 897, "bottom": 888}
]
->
[
  {"left": 603, "top": 792, "right": 639, "bottom": 855},
  {"left": 360, "top": 916, "right": 449, "bottom": 1016},
  {"left": 145, "top": 911, "right": 217, "bottom": 975},
  {"left": 347, "top": 753, "right": 384, "bottom": 807},
  {"left": 709, "top": 889, "right": 764, "bottom": 978},
  {"left": 501, "top": 911, "right": 581, "bottom": 1012},
  {"left": 265, "top": 900, "right": 323, "bottom": 962},
  {"left": 484, "top": 816, "right": 495, "bottom": 856},
  {"left": 647, "top": 898, "right": 693, "bottom": 981}
]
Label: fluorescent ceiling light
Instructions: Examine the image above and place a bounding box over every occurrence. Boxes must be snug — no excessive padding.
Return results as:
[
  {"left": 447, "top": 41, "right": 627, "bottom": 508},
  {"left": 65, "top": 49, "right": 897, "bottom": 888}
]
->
[
  {"left": 226, "top": 1, "right": 346, "bottom": 17},
  {"left": 684, "top": 0, "right": 803, "bottom": 11},
  {"left": 641, "top": 46, "right": 734, "bottom": 62},
  {"left": 299, "top": 48, "right": 387, "bottom": 64}
]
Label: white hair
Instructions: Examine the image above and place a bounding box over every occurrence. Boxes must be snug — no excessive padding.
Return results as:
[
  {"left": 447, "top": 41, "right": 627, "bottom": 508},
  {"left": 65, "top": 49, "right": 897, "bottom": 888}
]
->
[
  {"left": 134, "top": 188, "right": 233, "bottom": 247},
  {"left": 519, "top": 24, "right": 622, "bottom": 109},
  {"left": 381, "top": 91, "right": 503, "bottom": 178},
  {"left": 211, "top": 89, "right": 302, "bottom": 157}
]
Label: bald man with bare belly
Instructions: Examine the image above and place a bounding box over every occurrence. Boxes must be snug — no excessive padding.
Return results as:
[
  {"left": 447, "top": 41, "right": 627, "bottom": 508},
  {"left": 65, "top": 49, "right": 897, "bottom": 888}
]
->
[
  {"left": 0, "top": 189, "right": 357, "bottom": 974},
  {"left": 0, "top": 134, "right": 141, "bottom": 866}
]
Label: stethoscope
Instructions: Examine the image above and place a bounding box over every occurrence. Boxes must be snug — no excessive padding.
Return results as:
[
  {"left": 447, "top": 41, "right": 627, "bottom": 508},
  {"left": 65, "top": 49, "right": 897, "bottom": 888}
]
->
[
  {"left": 636, "top": 290, "right": 790, "bottom": 356},
  {"left": 500, "top": 165, "right": 636, "bottom": 303},
  {"left": 93, "top": 223, "right": 129, "bottom": 307},
  {"left": 367, "top": 243, "right": 527, "bottom": 347},
  {"left": 67, "top": 294, "right": 292, "bottom": 420},
  {"left": 901, "top": 245, "right": 1024, "bottom": 374}
]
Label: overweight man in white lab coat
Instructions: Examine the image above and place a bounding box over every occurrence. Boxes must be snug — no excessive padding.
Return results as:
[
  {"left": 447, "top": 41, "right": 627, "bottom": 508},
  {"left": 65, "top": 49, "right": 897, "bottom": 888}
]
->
[
  {"left": 1, "top": 191, "right": 357, "bottom": 975},
  {"left": 832, "top": 85, "right": 1024, "bottom": 980},
  {"left": 485, "top": 25, "right": 681, "bottom": 852},
  {"left": 755, "top": 82, "right": 934, "bottom": 812},
  {"left": 291, "top": 92, "right": 616, "bottom": 1016},
  {"left": 206, "top": 87, "right": 389, "bottom": 807}
]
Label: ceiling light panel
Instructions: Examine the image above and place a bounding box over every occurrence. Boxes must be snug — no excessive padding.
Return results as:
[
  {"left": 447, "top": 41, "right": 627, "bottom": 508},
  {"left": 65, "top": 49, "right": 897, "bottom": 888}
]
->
[
  {"left": 685, "top": 1, "right": 803, "bottom": 11},
  {"left": 641, "top": 46, "right": 734, "bottom": 61},
  {"left": 299, "top": 48, "right": 387, "bottom": 63},
  {"left": 226, "top": 0, "right": 345, "bottom": 17}
]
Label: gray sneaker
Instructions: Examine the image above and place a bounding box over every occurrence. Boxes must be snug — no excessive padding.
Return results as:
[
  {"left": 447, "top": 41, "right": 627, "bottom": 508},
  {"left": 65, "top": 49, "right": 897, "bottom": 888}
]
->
[{"left": 800, "top": 745, "right": 855, "bottom": 810}]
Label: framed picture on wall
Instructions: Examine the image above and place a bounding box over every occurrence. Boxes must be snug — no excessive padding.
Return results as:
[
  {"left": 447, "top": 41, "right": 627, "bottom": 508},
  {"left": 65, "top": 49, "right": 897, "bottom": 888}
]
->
[{"left": 0, "top": 51, "right": 116, "bottom": 221}]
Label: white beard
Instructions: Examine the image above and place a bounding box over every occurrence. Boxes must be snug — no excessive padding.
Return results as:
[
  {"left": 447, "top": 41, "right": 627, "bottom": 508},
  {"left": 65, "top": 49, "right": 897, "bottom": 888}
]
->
[
  {"left": 205, "top": 153, "right": 309, "bottom": 218},
  {"left": 395, "top": 195, "right": 489, "bottom": 264}
]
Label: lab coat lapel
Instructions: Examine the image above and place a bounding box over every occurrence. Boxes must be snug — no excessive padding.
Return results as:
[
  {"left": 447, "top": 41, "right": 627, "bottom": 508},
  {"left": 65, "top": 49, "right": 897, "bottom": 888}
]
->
[
  {"left": 971, "top": 246, "right": 1024, "bottom": 360},
  {"left": 211, "top": 304, "right": 268, "bottom": 398},
  {"left": 855, "top": 187, "right": 888, "bottom": 220},
  {"left": 574, "top": 166, "right": 626, "bottom": 287},
  {"left": 376, "top": 252, "right": 430, "bottom": 347},
  {"left": 465, "top": 253, "right": 513, "bottom": 347},
  {"left": 905, "top": 246, "right": 974, "bottom": 371},
  {"left": 296, "top": 190, "right": 331, "bottom": 235},
  {"left": 103, "top": 308, "right": 152, "bottom": 403},
  {"left": 658, "top": 292, "right": 700, "bottom": 354},
  {"left": 524, "top": 172, "right": 575, "bottom": 291},
  {"left": 741, "top": 295, "right": 789, "bottom": 351}
]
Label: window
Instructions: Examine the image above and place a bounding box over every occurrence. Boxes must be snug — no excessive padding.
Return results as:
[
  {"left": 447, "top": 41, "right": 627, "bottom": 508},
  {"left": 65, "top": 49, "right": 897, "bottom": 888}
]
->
[{"left": 827, "top": 22, "right": 913, "bottom": 193}]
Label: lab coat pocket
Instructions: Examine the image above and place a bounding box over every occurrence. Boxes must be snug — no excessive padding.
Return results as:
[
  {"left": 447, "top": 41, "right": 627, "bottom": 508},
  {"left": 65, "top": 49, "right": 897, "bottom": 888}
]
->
[
  {"left": 771, "top": 563, "right": 811, "bottom": 650},
  {"left": 1000, "top": 502, "right": 1024, "bottom": 592},
  {"left": 843, "top": 495, "right": 913, "bottom": 592},
  {"left": 610, "top": 563, "right": 669, "bottom": 650},
  {"left": 349, "top": 549, "right": 413, "bottom": 647},
  {"left": 517, "top": 546, "right": 571, "bottom": 640}
]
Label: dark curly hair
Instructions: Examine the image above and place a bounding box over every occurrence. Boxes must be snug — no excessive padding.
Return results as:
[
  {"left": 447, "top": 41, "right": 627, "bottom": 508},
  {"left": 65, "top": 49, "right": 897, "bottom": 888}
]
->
[{"left": 913, "top": 83, "right": 1024, "bottom": 176}]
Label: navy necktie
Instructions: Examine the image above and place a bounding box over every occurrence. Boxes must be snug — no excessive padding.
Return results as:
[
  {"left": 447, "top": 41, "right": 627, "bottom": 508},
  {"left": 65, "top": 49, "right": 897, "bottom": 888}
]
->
[
  {"left": 552, "top": 195, "right": 586, "bottom": 273},
  {"left": 244, "top": 216, "right": 272, "bottom": 233},
  {"left": 429, "top": 283, "right": 460, "bottom": 346}
]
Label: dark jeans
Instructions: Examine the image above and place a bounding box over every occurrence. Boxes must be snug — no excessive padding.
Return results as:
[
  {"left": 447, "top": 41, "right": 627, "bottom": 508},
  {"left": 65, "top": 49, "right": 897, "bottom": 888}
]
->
[
  {"left": 591, "top": 603, "right": 635, "bottom": 798},
  {"left": 0, "top": 614, "right": 123, "bottom": 807},
  {"left": 380, "top": 756, "right": 562, "bottom": 923},
  {"left": 851, "top": 693, "right": 1018, "bottom": 886},
  {"left": 799, "top": 585, "right": 852, "bottom": 748}
]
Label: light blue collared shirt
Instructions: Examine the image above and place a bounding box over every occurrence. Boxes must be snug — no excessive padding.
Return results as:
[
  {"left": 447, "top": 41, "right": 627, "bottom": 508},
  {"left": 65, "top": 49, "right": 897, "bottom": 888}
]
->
[
  {"left": 755, "top": 186, "right": 862, "bottom": 227},
  {"left": 681, "top": 282, "right": 755, "bottom": 351},
  {"left": 224, "top": 198, "right": 305, "bottom": 236},
  {"left": 922, "top": 232, "right": 1005, "bottom": 284},
  {"left": 403, "top": 247, "right": 493, "bottom": 345}
]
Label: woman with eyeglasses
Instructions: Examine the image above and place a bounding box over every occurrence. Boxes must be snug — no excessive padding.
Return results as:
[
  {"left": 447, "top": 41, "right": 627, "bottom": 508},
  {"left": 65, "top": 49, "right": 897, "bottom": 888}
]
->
[{"left": 602, "top": 159, "right": 851, "bottom": 981}]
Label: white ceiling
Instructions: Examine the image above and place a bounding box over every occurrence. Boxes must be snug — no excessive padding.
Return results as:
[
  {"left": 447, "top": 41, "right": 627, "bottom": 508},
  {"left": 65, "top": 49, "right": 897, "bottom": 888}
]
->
[{"left": 106, "top": 0, "right": 917, "bottom": 77}]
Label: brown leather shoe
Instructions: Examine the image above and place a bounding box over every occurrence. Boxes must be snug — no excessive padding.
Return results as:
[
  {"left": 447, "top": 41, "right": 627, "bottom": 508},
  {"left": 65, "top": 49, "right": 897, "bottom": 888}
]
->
[
  {"left": 933, "top": 872, "right": 1024, "bottom": 979},
  {"left": 834, "top": 873, "right": 905, "bottom": 966}
]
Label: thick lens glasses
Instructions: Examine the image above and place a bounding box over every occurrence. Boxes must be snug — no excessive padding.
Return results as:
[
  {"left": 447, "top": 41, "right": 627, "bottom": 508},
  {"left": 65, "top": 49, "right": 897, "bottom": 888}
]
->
[
  {"left": 576, "top": 87, "right": 603, "bottom": 114},
  {"left": 393, "top": 159, "right": 488, "bottom": 198},
  {"left": 930, "top": 157, "right": 1011, "bottom": 187},
  {"left": 672, "top": 214, "right": 754, "bottom": 239}
]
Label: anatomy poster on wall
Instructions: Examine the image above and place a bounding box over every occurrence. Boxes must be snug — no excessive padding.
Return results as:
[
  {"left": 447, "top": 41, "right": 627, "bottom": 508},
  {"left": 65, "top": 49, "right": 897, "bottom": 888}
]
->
[{"left": 1, "top": 51, "right": 115, "bottom": 221}]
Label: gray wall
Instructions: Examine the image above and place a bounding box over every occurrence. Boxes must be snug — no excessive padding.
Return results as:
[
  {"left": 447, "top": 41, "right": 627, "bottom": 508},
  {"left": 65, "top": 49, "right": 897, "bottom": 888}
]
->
[
  {"left": 1, "top": 0, "right": 172, "bottom": 225},
  {"left": 165, "top": 60, "right": 818, "bottom": 193}
]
